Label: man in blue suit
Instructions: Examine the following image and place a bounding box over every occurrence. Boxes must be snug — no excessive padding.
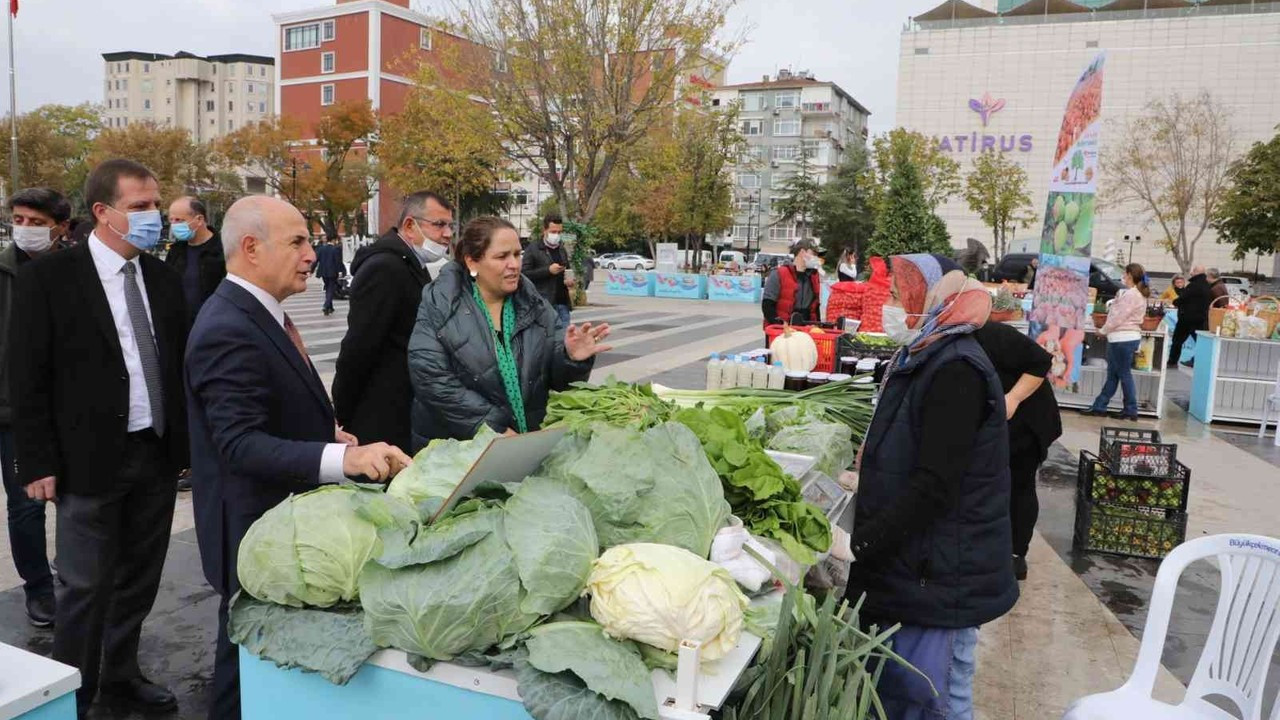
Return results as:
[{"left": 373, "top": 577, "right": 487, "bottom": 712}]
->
[
  {"left": 314, "top": 237, "right": 345, "bottom": 315},
  {"left": 185, "top": 196, "right": 411, "bottom": 720}
]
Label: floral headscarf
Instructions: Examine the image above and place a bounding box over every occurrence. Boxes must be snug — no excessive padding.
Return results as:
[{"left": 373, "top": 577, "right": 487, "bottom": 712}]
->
[{"left": 891, "top": 253, "right": 992, "bottom": 357}]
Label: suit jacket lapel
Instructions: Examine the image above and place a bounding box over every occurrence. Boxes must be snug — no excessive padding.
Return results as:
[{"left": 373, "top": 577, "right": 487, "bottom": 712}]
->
[
  {"left": 216, "top": 281, "right": 333, "bottom": 415},
  {"left": 75, "top": 243, "right": 125, "bottom": 362}
]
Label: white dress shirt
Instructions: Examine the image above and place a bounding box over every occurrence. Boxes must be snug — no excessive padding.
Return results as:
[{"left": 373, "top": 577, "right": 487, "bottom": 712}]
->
[
  {"left": 225, "top": 273, "right": 348, "bottom": 483},
  {"left": 88, "top": 233, "right": 156, "bottom": 432}
]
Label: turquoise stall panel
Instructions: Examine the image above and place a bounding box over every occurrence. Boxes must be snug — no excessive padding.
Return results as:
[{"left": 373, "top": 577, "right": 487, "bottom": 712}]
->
[
  {"left": 605, "top": 271, "right": 656, "bottom": 297},
  {"left": 708, "top": 275, "right": 761, "bottom": 303},
  {"left": 654, "top": 273, "right": 707, "bottom": 300}
]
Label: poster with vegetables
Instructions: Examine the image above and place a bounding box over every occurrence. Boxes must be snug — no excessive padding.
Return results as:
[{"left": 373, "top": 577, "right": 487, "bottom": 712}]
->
[{"left": 1030, "top": 52, "right": 1106, "bottom": 387}]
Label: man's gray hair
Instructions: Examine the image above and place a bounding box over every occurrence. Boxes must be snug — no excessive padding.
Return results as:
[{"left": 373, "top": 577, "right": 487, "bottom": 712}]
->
[
  {"left": 1206, "top": 267, "right": 1221, "bottom": 280},
  {"left": 221, "top": 196, "right": 272, "bottom": 259}
]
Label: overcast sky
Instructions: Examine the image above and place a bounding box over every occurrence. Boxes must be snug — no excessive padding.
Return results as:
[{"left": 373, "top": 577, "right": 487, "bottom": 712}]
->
[{"left": 2, "top": 0, "right": 939, "bottom": 133}]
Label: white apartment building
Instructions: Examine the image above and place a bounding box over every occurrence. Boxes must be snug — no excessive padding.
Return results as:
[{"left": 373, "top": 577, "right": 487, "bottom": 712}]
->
[
  {"left": 897, "top": 0, "right": 1280, "bottom": 275},
  {"left": 710, "top": 70, "right": 871, "bottom": 254},
  {"left": 102, "top": 51, "right": 276, "bottom": 145}
]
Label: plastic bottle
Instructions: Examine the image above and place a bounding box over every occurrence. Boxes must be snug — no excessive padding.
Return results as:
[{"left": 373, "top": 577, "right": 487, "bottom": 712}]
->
[
  {"left": 719, "top": 355, "right": 740, "bottom": 389},
  {"left": 736, "top": 356, "right": 755, "bottom": 388},
  {"left": 768, "top": 361, "right": 786, "bottom": 390},
  {"left": 705, "top": 353, "right": 723, "bottom": 391},
  {"left": 751, "top": 360, "right": 769, "bottom": 389}
]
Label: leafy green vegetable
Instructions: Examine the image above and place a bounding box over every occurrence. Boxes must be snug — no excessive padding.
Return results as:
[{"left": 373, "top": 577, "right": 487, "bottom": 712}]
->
[
  {"left": 768, "top": 422, "right": 855, "bottom": 479},
  {"left": 504, "top": 478, "right": 599, "bottom": 616},
  {"left": 674, "top": 407, "right": 831, "bottom": 564},
  {"left": 387, "top": 426, "right": 500, "bottom": 512},
  {"left": 525, "top": 622, "right": 659, "bottom": 720},
  {"left": 537, "top": 423, "right": 730, "bottom": 558},
  {"left": 652, "top": 380, "right": 875, "bottom": 444},
  {"left": 238, "top": 485, "right": 413, "bottom": 608},
  {"left": 515, "top": 659, "right": 640, "bottom": 720},
  {"left": 545, "top": 379, "right": 676, "bottom": 431},
  {"left": 228, "top": 592, "right": 377, "bottom": 685}
]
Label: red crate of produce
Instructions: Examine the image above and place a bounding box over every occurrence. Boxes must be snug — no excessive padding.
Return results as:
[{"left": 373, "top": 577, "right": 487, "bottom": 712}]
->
[
  {"left": 766, "top": 324, "right": 843, "bottom": 373},
  {"left": 1073, "top": 486, "right": 1187, "bottom": 560},
  {"left": 1098, "top": 427, "right": 1179, "bottom": 479},
  {"left": 1078, "top": 451, "right": 1189, "bottom": 512}
]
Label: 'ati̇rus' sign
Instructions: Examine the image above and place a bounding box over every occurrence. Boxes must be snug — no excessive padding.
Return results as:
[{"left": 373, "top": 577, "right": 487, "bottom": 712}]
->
[{"left": 936, "top": 93, "right": 1033, "bottom": 153}]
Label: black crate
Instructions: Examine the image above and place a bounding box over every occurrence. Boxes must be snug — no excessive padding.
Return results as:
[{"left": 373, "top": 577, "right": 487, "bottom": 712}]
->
[
  {"left": 1078, "top": 451, "right": 1190, "bottom": 512},
  {"left": 1098, "top": 427, "right": 1179, "bottom": 479},
  {"left": 1073, "top": 487, "right": 1187, "bottom": 560}
]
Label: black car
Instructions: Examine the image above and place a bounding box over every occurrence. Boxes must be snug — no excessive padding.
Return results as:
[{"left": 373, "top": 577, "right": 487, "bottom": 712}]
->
[{"left": 990, "top": 253, "right": 1126, "bottom": 300}]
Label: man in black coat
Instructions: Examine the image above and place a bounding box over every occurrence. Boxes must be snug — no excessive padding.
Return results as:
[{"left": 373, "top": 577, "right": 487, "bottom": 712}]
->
[
  {"left": 521, "top": 213, "right": 574, "bottom": 328},
  {"left": 11, "top": 159, "right": 189, "bottom": 716},
  {"left": 333, "top": 192, "right": 452, "bottom": 453},
  {"left": 314, "top": 238, "right": 346, "bottom": 315},
  {"left": 186, "top": 195, "right": 411, "bottom": 720},
  {"left": 165, "top": 196, "right": 226, "bottom": 326},
  {"left": 1171, "top": 266, "right": 1211, "bottom": 368}
]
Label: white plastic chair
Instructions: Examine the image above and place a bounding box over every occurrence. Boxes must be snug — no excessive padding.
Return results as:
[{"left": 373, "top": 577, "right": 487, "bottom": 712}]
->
[
  {"left": 1257, "top": 360, "right": 1280, "bottom": 447},
  {"left": 1063, "top": 534, "right": 1280, "bottom": 720}
]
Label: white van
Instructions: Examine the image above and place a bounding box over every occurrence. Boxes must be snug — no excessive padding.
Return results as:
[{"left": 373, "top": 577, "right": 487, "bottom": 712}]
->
[{"left": 719, "top": 251, "right": 746, "bottom": 267}]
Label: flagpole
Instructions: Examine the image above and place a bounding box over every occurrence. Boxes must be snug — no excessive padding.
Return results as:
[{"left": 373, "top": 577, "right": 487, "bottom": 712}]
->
[{"left": 7, "top": 1, "right": 17, "bottom": 195}]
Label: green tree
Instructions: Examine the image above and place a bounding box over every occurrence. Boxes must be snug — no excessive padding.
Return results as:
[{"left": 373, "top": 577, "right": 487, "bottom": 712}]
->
[
  {"left": 1103, "top": 91, "right": 1235, "bottom": 273},
  {"left": 1214, "top": 125, "right": 1280, "bottom": 261},
  {"left": 870, "top": 127, "right": 961, "bottom": 214},
  {"left": 773, "top": 151, "right": 823, "bottom": 245},
  {"left": 812, "top": 147, "right": 875, "bottom": 262},
  {"left": 311, "top": 100, "right": 379, "bottom": 240},
  {"left": 455, "top": 0, "right": 737, "bottom": 224},
  {"left": 0, "top": 103, "right": 102, "bottom": 208},
  {"left": 670, "top": 100, "right": 744, "bottom": 271},
  {"left": 868, "top": 145, "right": 953, "bottom": 258},
  {"left": 91, "top": 121, "right": 241, "bottom": 211},
  {"left": 963, "top": 151, "right": 1035, "bottom": 260},
  {"left": 219, "top": 116, "right": 311, "bottom": 207}
]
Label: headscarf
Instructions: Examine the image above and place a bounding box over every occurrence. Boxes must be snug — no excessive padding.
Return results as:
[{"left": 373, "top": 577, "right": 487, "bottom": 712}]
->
[{"left": 890, "top": 253, "right": 992, "bottom": 357}]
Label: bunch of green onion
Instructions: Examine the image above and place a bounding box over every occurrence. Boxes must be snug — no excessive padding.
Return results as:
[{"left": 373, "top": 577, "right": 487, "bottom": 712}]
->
[{"left": 650, "top": 380, "right": 877, "bottom": 442}]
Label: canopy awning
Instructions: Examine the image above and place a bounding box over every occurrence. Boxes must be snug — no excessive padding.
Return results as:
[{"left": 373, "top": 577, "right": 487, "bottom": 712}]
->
[
  {"left": 913, "top": 0, "right": 999, "bottom": 21},
  {"left": 1002, "top": 0, "right": 1096, "bottom": 16},
  {"left": 1095, "top": 0, "right": 1193, "bottom": 11}
]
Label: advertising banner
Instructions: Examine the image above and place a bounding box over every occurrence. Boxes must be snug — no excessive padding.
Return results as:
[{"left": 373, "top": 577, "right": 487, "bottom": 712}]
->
[
  {"left": 605, "top": 271, "right": 656, "bottom": 297},
  {"left": 707, "top": 274, "right": 761, "bottom": 304},
  {"left": 655, "top": 243, "right": 679, "bottom": 273},
  {"left": 654, "top": 272, "right": 707, "bottom": 300},
  {"left": 1029, "top": 53, "right": 1106, "bottom": 388}
]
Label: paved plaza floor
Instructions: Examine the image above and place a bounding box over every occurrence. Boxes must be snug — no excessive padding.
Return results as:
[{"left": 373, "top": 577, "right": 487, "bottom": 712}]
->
[{"left": 1, "top": 279, "right": 1277, "bottom": 719}]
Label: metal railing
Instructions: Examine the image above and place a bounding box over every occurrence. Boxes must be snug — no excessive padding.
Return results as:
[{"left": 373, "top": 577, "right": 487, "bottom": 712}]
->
[{"left": 909, "top": 1, "right": 1280, "bottom": 31}]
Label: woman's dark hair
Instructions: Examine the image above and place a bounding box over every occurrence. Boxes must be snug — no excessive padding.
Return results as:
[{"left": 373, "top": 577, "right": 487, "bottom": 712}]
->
[
  {"left": 1126, "top": 263, "right": 1151, "bottom": 298},
  {"left": 457, "top": 215, "right": 517, "bottom": 262}
]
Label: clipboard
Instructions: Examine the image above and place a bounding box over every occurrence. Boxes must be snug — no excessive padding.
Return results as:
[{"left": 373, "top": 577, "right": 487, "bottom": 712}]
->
[{"left": 428, "top": 426, "right": 570, "bottom": 523}]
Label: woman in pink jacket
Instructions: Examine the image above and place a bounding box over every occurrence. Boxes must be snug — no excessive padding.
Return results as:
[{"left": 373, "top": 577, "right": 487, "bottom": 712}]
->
[{"left": 1084, "top": 263, "right": 1150, "bottom": 421}]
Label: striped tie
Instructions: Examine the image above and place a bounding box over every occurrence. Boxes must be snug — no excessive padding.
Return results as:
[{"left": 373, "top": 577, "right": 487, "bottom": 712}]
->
[
  {"left": 121, "top": 262, "right": 165, "bottom": 436},
  {"left": 283, "top": 313, "right": 312, "bottom": 367}
]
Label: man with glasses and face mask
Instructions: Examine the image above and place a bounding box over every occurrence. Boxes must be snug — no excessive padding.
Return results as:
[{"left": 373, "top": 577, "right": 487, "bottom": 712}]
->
[
  {"left": 332, "top": 191, "right": 452, "bottom": 454},
  {"left": 1, "top": 187, "right": 71, "bottom": 630}
]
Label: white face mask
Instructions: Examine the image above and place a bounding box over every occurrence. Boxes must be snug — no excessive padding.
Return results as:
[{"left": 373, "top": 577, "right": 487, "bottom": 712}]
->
[
  {"left": 12, "top": 225, "right": 55, "bottom": 254},
  {"left": 410, "top": 220, "right": 449, "bottom": 265},
  {"left": 882, "top": 305, "right": 922, "bottom": 347},
  {"left": 544, "top": 233, "right": 562, "bottom": 248}
]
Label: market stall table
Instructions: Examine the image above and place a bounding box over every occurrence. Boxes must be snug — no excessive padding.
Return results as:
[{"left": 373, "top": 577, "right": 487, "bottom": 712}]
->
[
  {"left": 0, "top": 643, "right": 79, "bottom": 720},
  {"left": 605, "top": 271, "right": 656, "bottom": 297},
  {"left": 654, "top": 272, "right": 708, "bottom": 300},
  {"left": 707, "top": 275, "right": 761, "bottom": 303},
  {"left": 1189, "top": 331, "right": 1280, "bottom": 426}
]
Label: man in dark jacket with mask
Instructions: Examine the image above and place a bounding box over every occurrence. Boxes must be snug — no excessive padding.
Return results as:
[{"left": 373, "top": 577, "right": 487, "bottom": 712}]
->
[
  {"left": 164, "top": 196, "right": 225, "bottom": 326},
  {"left": 332, "top": 192, "right": 452, "bottom": 453},
  {"left": 522, "top": 213, "right": 574, "bottom": 327},
  {"left": 2, "top": 187, "right": 71, "bottom": 629},
  {"left": 1171, "top": 266, "right": 1211, "bottom": 368}
]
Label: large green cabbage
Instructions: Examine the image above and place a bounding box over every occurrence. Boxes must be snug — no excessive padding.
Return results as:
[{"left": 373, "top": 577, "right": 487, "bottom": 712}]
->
[
  {"left": 537, "top": 422, "right": 730, "bottom": 558},
  {"left": 386, "top": 426, "right": 500, "bottom": 512},
  {"left": 237, "top": 485, "right": 417, "bottom": 608}
]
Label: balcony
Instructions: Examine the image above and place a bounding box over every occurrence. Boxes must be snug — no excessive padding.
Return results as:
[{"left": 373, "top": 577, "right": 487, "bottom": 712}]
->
[{"left": 801, "top": 102, "right": 836, "bottom": 115}]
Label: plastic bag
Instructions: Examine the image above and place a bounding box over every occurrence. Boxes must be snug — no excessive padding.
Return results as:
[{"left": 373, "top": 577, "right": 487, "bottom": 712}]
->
[
  {"left": 768, "top": 422, "right": 855, "bottom": 479},
  {"left": 710, "top": 519, "right": 774, "bottom": 594},
  {"left": 805, "top": 527, "right": 852, "bottom": 591},
  {"left": 1133, "top": 337, "right": 1154, "bottom": 372}
]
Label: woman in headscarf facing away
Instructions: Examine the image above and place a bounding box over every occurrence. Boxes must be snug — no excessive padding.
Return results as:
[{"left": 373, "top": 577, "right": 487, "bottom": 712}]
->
[{"left": 844, "top": 254, "right": 1018, "bottom": 720}]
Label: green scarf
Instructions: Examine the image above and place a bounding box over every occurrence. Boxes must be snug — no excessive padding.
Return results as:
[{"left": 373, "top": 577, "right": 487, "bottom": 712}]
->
[{"left": 471, "top": 282, "right": 528, "bottom": 433}]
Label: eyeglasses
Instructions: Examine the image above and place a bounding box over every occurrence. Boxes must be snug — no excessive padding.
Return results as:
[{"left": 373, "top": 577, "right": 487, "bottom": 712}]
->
[{"left": 413, "top": 217, "right": 452, "bottom": 229}]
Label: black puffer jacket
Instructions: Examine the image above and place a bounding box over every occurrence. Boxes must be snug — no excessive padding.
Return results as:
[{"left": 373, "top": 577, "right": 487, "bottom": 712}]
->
[{"left": 407, "top": 261, "right": 593, "bottom": 450}]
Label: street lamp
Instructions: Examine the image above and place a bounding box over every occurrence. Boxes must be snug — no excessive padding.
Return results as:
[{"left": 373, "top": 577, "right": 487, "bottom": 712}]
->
[{"left": 1123, "top": 234, "right": 1141, "bottom": 264}]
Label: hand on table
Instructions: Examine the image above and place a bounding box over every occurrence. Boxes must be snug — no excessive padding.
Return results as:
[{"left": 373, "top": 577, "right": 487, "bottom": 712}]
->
[
  {"left": 26, "top": 476, "right": 56, "bottom": 503},
  {"left": 343, "top": 443, "right": 412, "bottom": 483},
  {"left": 565, "top": 322, "right": 612, "bottom": 361}
]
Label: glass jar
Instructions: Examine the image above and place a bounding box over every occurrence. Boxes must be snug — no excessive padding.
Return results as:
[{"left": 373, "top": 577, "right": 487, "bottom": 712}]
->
[
  {"left": 783, "top": 371, "right": 809, "bottom": 392},
  {"left": 805, "top": 372, "right": 831, "bottom": 389}
]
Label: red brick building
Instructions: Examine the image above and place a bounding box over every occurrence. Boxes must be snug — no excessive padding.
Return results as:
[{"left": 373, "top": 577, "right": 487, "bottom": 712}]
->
[{"left": 273, "top": 0, "right": 487, "bottom": 232}]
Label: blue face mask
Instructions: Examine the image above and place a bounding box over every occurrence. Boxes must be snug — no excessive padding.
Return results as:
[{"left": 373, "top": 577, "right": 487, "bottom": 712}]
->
[
  {"left": 107, "top": 207, "right": 163, "bottom": 251},
  {"left": 171, "top": 222, "right": 194, "bottom": 242}
]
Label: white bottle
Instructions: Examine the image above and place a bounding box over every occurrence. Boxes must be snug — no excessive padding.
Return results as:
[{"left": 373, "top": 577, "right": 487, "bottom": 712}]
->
[
  {"left": 736, "top": 356, "right": 755, "bottom": 388},
  {"left": 751, "top": 360, "right": 770, "bottom": 389},
  {"left": 720, "top": 356, "right": 740, "bottom": 389},
  {"left": 705, "top": 353, "right": 723, "bottom": 392},
  {"left": 768, "top": 361, "right": 786, "bottom": 390}
]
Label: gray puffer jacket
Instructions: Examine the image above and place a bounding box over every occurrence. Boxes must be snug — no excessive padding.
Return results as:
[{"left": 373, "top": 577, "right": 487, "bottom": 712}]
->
[{"left": 408, "top": 261, "right": 593, "bottom": 450}]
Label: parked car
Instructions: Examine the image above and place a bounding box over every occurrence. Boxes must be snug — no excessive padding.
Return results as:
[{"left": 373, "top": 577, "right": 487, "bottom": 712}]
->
[
  {"left": 1219, "top": 275, "right": 1252, "bottom": 300},
  {"left": 604, "top": 254, "right": 655, "bottom": 271},
  {"left": 594, "top": 252, "right": 626, "bottom": 265},
  {"left": 990, "top": 252, "right": 1126, "bottom": 300},
  {"left": 749, "top": 253, "right": 791, "bottom": 274}
]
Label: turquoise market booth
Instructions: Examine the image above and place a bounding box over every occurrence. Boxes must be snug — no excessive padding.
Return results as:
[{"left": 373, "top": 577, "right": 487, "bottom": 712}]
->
[
  {"left": 0, "top": 643, "right": 80, "bottom": 720},
  {"left": 604, "top": 271, "right": 656, "bottom": 297},
  {"left": 654, "top": 272, "right": 707, "bottom": 300},
  {"left": 707, "top": 275, "right": 760, "bottom": 303}
]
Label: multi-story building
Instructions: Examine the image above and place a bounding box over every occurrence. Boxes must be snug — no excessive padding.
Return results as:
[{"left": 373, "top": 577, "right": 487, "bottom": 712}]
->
[
  {"left": 711, "top": 70, "right": 871, "bottom": 254},
  {"left": 101, "top": 51, "right": 275, "bottom": 144},
  {"left": 897, "top": 0, "right": 1280, "bottom": 275}
]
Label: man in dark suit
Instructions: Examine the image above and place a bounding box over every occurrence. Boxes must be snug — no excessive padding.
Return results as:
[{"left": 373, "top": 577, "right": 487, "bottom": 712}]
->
[
  {"left": 11, "top": 159, "right": 189, "bottom": 716},
  {"left": 333, "top": 191, "right": 450, "bottom": 453},
  {"left": 186, "top": 195, "right": 411, "bottom": 720},
  {"left": 314, "top": 237, "right": 345, "bottom": 315}
]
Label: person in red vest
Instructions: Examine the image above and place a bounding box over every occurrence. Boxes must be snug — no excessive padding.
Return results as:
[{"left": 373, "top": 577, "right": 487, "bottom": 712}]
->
[{"left": 762, "top": 240, "right": 825, "bottom": 326}]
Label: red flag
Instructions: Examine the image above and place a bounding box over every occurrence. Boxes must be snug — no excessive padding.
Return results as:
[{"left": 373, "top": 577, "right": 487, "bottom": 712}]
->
[{"left": 10, "top": 0, "right": 17, "bottom": 17}]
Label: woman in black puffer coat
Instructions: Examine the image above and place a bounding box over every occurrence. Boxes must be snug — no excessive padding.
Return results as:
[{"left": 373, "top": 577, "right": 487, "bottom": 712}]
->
[{"left": 407, "top": 216, "right": 611, "bottom": 450}]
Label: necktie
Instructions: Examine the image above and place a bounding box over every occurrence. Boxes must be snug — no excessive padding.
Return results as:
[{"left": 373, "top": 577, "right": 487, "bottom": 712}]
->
[
  {"left": 121, "top": 262, "right": 165, "bottom": 436},
  {"left": 283, "top": 313, "right": 311, "bottom": 366}
]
